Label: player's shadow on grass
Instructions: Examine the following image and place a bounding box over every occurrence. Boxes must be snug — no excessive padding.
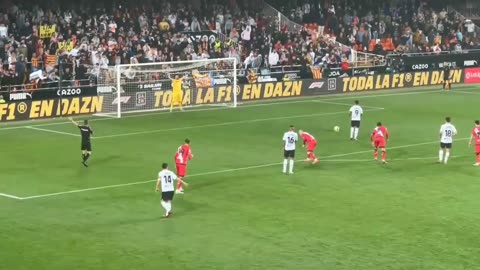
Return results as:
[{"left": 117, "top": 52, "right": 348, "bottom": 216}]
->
[
  {"left": 190, "top": 176, "right": 229, "bottom": 191},
  {"left": 89, "top": 154, "right": 123, "bottom": 166}
]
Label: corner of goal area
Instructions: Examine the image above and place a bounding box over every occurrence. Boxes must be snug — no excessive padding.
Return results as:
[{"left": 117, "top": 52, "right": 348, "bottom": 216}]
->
[{"left": 0, "top": 192, "right": 24, "bottom": 200}]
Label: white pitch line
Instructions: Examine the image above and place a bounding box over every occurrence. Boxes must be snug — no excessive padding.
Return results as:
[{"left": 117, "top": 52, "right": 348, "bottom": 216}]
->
[
  {"left": 25, "top": 126, "right": 80, "bottom": 137},
  {"left": 321, "top": 155, "right": 465, "bottom": 162},
  {"left": 311, "top": 100, "right": 385, "bottom": 110},
  {"left": 452, "top": 90, "right": 480, "bottom": 95},
  {"left": 19, "top": 137, "right": 470, "bottom": 200},
  {"left": 92, "top": 108, "right": 384, "bottom": 139},
  {"left": 1, "top": 86, "right": 469, "bottom": 131},
  {"left": 0, "top": 193, "right": 22, "bottom": 200}
]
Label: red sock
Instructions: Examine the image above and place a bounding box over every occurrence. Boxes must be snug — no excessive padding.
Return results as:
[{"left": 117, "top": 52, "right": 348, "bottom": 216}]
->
[
  {"left": 476, "top": 154, "right": 480, "bottom": 163},
  {"left": 177, "top": 180, "right": 183, "bottom": 190},
  {"left": 309, "top": 153, "right": 316, "bottom": 159},
  {"left": 374, "top": 150, "right": 378, "bottom": 159},
  {"left": 382, "top": 151, "right": 387, "bottom": 160}
]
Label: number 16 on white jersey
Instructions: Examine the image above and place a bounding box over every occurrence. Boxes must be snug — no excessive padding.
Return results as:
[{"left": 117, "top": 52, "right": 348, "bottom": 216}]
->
[{"left": 283, "top": 131, "right": 298, "bottom": 150}]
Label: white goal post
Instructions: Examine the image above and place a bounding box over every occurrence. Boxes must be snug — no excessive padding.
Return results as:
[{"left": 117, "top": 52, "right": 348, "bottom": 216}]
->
[{"left": 95, "top": 57, "right": 238, "bottom": 118}]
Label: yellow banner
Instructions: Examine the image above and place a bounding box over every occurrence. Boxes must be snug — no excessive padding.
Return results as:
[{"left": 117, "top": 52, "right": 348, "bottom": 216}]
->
[
  {"left": 0, "top": 96, "right": 104, "bottom": 122},
  {"left": 58, "top": 41, "right": 74, "bottom": 52},
  {"left": 153, "top": 81, "right": 303, "bottom": 108},
  {"left": 341, "top": 70, "right": 464, "bottom": 92},
  {"left": 40, "top": 25, "right": 56, "bottom": 39}
]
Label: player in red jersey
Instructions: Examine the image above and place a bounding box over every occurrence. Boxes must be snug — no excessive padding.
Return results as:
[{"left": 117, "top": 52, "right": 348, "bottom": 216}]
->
[
  {"left": 371, "top": 122, "right": 389, "bottom": 164},
  {"left": 468, "top": 120, "right": 480, "bottom": 166},
  {"left": 174, "top": 139, "right": 193, "bottom": 194},
  {"left": 298, "top": 130, "right": 319, "bottom": 164}
]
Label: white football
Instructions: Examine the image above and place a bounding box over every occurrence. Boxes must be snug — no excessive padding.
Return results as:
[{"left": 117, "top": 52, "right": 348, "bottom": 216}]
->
[{"left": 334, "top": 126, "right": 340, "bottom": 132}]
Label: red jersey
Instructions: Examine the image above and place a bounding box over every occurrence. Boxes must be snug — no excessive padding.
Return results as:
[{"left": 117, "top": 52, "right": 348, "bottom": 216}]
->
[
  {"left": 371, "top": 126, "right": 389, "bottom": 141},
  {"left": 175, "top": 144, "right": 192, "bottom": 165},
  {"left": 301, "top": 132, "right": 316, "bottom": 144},
  {"left": 472, "top": 126, "right": 480, "bottom": 145}
]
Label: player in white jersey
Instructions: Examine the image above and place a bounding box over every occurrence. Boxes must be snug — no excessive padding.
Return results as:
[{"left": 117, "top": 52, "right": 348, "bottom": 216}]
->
[
  {"left": 282, "top": 125, "right": 298, "bottom": 174},
  {"left": 438, "top": 117, "right": 458, "bottom": 164},
  {"left": 156, "top": 163, "right": 188, "bottom": 218},
  {"left": 349, "top": 100, "right": 363, "bottom": 140}
]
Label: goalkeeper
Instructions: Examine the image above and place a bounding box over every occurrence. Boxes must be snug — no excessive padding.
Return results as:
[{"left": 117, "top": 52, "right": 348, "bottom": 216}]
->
[{"left": 169, "top": 74, "right": 186, "bottom": 112}]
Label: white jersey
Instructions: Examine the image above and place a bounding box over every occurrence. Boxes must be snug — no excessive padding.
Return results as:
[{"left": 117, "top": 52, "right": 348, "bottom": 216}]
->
[
  {"left": 349, "top": 105, "right": 363, "bottom": 121},
  {"left": 283, "top": 131, "right": 298, "bottom": 151},
  {"left": 158, "top": 169, "right": 178, "bottom": 192},
  {"left": 439, "top": 123, "right": 457, "bottom": 144}
]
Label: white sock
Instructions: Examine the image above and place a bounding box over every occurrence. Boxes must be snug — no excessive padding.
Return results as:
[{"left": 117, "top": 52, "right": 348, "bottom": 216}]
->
[
  {"left": 288, "top": 159, "right": 294, "bottom": 173},
  {"left": 439, "top": 150, "right": 444, "bottom": 162},
  {"left": 283, "top": 159, "right": 288, "bottom": 173},
  {"left": 354, "top": 128, "right": 359, "bottom": 139},
  {"left": 161, "top": 201, "right": 168, "bottom": 213},
  {"left": 444, "top": 152, "right": 450, "bottom": 163},
  {"left": 350, "top": 127, "right": 354, "bottom": 138},
  {"left": 167, "top": 201, "right": 172, "bottom": 212}
]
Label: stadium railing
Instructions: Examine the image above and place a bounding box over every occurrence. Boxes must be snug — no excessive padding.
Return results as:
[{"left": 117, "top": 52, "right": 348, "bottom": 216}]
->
[
  {"left": 447, "top": 6, "right": 480, "bottom": 38},
  {"left": 386, "top": 49, "right": 480, "bottom": 72},
  {"left": 261, "top": 2, "right": 385, "bottom": 67}
]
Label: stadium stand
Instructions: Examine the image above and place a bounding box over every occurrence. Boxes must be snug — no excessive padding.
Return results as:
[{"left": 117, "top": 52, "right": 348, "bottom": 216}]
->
[{"left": 0, "top": 0, "right": 480, "bottom": 93}]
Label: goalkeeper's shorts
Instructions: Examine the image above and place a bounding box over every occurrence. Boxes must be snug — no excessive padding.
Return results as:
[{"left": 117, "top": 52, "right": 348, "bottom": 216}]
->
[{"left": 173, "top": 93, "right": 183, "bottom": 104}]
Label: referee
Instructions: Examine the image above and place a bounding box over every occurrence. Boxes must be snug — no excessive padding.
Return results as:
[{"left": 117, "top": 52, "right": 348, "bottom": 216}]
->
[{"left": 69, "top": 117, "right": 93, "bottom": 167}]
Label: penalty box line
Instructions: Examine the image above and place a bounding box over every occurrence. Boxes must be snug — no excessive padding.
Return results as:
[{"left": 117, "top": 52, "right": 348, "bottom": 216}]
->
[
  {"left": 311, "top": 100, "right": 385, "bottom": 110},
  {"left": 18, "top": 137, "right": 470, "bottom": 200},
  {"left": 92, "top": 108, "right": 385, "bottom": 139},
  {"left": 0, "top": 193, "right": 23, "bottom": 200},
  {"left": 25, "top": 126, "right": 80, "bottom": 137},
  {"left": 22, "top": 108, "right": 385, "bottom": 139},
  {"left": 0, "top": 86, "right": 462, "bottom": 132}
]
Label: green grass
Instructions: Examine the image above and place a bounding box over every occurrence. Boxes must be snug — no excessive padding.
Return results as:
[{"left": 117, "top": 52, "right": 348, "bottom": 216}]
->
[{"left": 1, "top": 86, "right": 480, "bottom": 270}]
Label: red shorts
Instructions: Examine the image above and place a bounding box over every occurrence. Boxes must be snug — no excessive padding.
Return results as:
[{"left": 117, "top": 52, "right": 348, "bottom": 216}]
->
[
  {"left": 176, "top": 164, "right": 187, "bottom": 177},
  {"left": 306, "top": 141, "right": 317, "bottom": 152},
  {"left": 374, "top": 139, "right": 386, "bottom": 148}
]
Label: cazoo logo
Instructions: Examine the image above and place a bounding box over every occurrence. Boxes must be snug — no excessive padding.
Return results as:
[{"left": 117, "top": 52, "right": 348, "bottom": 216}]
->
[
  {"left": 411, "top": 64, "right": 429, "bottom": 70},
  {"left": 57, "top": 88, "right": 82, "bottom": 96}
]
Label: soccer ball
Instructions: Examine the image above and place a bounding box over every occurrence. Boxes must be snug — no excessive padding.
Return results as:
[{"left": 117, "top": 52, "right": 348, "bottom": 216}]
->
[{"left": 334, "top": 126, "right": 340, "bottom": 132}]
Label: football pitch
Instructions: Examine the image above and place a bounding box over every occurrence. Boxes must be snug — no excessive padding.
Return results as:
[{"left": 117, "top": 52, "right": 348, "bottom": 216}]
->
[{"left": 1, "top": 86, "right": 480, "bottom": 270}]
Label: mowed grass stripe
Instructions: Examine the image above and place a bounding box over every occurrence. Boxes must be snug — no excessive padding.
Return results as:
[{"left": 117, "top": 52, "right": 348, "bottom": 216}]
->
[{"left": 17, "top": 137, "right": 470, "bottom": 200}]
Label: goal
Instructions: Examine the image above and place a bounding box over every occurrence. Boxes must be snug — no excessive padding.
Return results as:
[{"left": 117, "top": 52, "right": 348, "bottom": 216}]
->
[{"left": 95, "top": 57, "right": 238, "bottom": 118}]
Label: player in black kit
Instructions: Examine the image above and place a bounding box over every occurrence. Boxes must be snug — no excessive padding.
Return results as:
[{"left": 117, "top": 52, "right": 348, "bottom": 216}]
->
[
  {"left": 69, "top": 117, "right": 93, "bottom": 167},
  {"left": 443, "top": 63, "right": 452, "bottom": 90}
]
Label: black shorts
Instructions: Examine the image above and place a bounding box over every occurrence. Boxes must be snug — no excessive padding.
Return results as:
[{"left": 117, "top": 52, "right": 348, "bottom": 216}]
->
[
  {"left": 81, "top": 141, "right": 92, "bottom": 151},
  {"left": 440, "top": 142, "right": 452, "bottom": 149},
  {"left": 162, "top": 191, "right": 174, "bottom": 201},
  {"left": 284, "top": 150, "right": 295, "bottom": 159},
  {"left": 351, "top": 120, "right": 361, "bottom": 128}
]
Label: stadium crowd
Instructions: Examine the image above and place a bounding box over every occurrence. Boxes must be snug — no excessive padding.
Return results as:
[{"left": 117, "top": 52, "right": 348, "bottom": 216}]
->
[
  {"left": 0, "top": 0, "right": 479, "bottom": 90},
  {"left": 276, "top": 0, "right": 480, "bottom": 53}
]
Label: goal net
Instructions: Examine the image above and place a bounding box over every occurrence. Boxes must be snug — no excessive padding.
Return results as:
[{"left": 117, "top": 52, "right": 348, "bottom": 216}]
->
[{"left": 95, "top": 57, "right": 238, "bottom": 118}]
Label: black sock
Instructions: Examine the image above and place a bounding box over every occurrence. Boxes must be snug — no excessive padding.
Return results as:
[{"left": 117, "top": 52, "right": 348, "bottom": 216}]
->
[
  {"left": 82, "top": 154, "right": 87, "bottom": 161},
  {"left": 84, "top": 153, "right": 91, "bottom": 162}
]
